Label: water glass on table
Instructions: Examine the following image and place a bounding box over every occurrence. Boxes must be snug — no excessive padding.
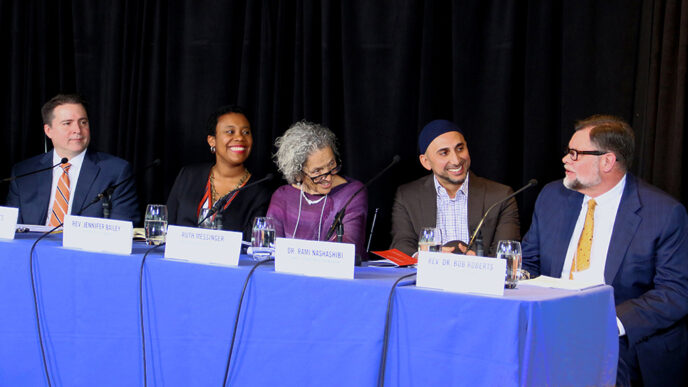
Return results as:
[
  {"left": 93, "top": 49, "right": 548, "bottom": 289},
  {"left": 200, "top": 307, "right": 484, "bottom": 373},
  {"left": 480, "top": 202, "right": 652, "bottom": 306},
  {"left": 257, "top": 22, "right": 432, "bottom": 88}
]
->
[
  {"left": 497, "top": 240, "right": 522, "bottom": 289},
  {"left": 251, "top": 217, "right": 275, "bottom": 260},
  {"left": 198, "top": 208, "right": 223, "bottom": 230},
  {"left": 418, "top": 227, "right": 442, "bottom": 253},
  {"left": 144, "top": 204, "right": 168, "bottom": 245}
]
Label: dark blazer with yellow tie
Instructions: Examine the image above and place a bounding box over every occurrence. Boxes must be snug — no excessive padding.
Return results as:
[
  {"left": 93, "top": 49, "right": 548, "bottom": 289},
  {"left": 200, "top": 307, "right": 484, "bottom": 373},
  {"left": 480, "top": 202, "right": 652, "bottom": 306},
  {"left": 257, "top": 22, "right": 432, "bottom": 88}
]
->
[
  {"left": 5, "top": 149, "right": 140, "bottom": 225},
  {"left": 390, "top": 172, "right": 520, "bottom": 256},
  {"left": 522, "top": 174, "right": 688, "bottom": 386}
]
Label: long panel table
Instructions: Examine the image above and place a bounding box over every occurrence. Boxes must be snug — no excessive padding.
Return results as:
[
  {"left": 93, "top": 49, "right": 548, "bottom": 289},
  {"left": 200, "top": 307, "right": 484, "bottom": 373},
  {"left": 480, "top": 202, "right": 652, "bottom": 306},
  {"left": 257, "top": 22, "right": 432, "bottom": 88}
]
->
[{"left": 0, "top": 234, "right": 618, "bottom": 386}]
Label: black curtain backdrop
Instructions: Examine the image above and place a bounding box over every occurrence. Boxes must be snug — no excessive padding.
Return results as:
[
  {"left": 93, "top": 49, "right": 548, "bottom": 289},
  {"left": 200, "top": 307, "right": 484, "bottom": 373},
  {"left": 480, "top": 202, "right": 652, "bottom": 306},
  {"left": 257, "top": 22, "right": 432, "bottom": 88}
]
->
[{"left": 2, "top": 0, "right": 686, "bottom": 251}]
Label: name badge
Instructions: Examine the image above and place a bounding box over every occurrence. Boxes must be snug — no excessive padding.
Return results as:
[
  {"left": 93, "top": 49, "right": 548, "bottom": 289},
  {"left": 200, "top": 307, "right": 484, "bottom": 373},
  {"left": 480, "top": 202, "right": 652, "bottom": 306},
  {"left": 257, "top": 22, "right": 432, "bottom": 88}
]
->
[
  {"left": 164, "top": 225, "right": 242, "bottom": 266},
  {"left": 416, "top": 252, "right": 506, "bottom": 296},
  {"left": 63, "top": 215, "right": 133, "bottom": 255},
  {"left": 274, "top": 237, "right": 355, "bottom": 280},
  {"left": 0, "top": 206, "right": 19, "bottom": 240}
]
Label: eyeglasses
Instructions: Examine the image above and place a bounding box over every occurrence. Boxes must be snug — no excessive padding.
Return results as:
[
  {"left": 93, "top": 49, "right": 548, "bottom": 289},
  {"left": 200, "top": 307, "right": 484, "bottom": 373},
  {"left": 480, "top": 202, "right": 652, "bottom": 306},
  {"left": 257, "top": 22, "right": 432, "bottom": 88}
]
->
[
  {"left": 564, "top": 147, "right": 609, "bottom": 161},
  {"left": 304, "top": 163, "right": 342, "bottom": 184}
]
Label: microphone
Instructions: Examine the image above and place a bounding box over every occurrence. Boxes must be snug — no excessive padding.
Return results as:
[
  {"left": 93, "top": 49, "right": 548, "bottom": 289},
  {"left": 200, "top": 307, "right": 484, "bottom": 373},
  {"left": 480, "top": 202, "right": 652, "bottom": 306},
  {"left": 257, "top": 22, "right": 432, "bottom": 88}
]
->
[
  {"left": 1, "top": 157, "right": 68, "bottom": 183},
  {"left": 197, "top": 173, "right": 274, "bottom": 226},
  {"left": 79, "top": 159, "right": 161, "bottom": 217},
  {"left": 325, "top": 155, "right": 400, "bottom": 241},
  {"left": 466, "top": 179, "right": 538, "bottom": 252}
]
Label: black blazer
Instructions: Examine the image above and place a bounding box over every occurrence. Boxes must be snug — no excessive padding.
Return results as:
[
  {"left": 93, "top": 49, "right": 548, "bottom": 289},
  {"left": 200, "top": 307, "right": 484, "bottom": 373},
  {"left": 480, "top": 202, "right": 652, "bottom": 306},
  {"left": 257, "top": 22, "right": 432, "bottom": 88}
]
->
[{"left": 166, "top": 163, "right": 271, "bottom": 241}]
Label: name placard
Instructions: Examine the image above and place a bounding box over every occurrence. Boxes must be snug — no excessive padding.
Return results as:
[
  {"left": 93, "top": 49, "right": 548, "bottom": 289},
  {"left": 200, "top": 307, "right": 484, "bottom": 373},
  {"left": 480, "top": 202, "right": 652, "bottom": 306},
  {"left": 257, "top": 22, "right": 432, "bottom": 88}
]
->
[
  {"left": 416, "top": 252, "right": 506, "bottom": 296},
  {"left": 274, "top": 237, "right": 354, "bottom": 280},
  {"left": 0, "top": 206, "right": 19, "bottom": 240},
  {"left": 164, "top": 225, "right": 242, "bottom": 266},
  {"left": 63, "top": 215, "right": 133, "bottom": 255}
]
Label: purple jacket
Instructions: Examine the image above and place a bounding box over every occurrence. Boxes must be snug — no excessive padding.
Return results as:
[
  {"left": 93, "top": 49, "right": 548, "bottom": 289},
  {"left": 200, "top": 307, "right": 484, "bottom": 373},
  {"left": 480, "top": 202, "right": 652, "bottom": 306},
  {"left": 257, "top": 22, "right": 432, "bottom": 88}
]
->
[{"left": 267, "top": 177, "right": 368, "bottom": 258}]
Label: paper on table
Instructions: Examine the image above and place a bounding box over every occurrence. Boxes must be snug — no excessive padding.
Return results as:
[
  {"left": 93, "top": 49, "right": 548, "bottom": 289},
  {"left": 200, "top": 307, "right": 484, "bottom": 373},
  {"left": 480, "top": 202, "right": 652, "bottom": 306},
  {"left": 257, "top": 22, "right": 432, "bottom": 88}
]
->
[
  {"left": 520, "top": 275, "right": 604, "bottom": 291},
  {"left": 133, "top": 228, "right": 146, "bottom": 240},
  {"left": 16, "top": 224, "right": 61, "bottom": 233},
  {"left": 366, "top": 259, "right": 398, "bottom": 267}
]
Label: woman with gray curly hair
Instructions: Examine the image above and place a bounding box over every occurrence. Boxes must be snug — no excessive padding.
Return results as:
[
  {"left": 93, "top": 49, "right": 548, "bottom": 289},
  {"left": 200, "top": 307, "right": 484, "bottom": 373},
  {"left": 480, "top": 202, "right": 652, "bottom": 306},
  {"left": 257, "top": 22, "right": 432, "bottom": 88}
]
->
[{"left": 267, "top": 120, "right": 368, "bottom": 259}]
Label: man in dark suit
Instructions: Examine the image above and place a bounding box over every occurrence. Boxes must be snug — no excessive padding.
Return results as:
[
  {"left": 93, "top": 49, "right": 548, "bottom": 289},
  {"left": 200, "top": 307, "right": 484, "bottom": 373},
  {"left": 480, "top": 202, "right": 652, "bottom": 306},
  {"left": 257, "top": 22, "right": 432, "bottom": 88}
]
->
[
  {"left": 522, "top": 115, "right": 688, "bottom": 386},
  {"left": 391, "top": 119, "right": 520, "bottom": 256},
  {"left": 5, "top": 94, "right": 140, "bottom": 225}
]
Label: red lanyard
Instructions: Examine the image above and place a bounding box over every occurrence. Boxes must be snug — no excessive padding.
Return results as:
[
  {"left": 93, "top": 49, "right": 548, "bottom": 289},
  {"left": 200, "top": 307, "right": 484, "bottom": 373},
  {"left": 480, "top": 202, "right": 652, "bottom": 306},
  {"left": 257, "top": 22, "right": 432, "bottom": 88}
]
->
[{"left": 197, "top": 172, "right": 247, "bottom": 219}]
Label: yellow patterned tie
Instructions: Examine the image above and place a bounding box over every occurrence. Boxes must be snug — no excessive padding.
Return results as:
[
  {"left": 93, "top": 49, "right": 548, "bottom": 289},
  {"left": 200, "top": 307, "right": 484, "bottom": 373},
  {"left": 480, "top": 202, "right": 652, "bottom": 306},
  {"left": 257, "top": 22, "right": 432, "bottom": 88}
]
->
[{"left": 571, "top": 199, "right": 596, "bottom": 279}]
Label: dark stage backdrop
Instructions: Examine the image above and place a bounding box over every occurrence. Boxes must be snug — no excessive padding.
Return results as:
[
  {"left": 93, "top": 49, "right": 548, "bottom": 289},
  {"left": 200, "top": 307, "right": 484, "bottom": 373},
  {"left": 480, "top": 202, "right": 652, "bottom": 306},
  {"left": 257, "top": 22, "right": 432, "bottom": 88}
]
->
[{"left": 2, "top": 0, "right": 687, "bottom": 251}]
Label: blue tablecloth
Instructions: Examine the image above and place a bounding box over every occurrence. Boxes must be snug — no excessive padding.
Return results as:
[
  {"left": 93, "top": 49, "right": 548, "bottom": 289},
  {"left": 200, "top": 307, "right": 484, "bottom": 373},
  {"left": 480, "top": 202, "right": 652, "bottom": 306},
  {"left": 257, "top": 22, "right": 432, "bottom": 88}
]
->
[{"left": 0, "top": 234, "right": 618, "bottom": 386}]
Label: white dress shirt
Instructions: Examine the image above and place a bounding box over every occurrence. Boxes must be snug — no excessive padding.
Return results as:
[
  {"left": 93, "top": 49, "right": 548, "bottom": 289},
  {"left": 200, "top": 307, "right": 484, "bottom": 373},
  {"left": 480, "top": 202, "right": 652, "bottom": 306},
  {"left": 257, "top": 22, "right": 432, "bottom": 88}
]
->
[
  {"left": 45, "top": 149, "right": 87, "bottom": 226},
  {"left": 561, "top": 174, "right": 627, "bottom": 335}
]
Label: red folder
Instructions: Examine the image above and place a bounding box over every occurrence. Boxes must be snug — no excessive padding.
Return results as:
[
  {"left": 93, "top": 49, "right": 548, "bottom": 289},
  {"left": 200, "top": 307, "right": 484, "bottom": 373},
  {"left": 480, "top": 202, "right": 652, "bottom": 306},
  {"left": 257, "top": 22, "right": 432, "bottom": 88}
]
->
[{"left": 371, "top": 249, "right": 417, "bottom": 266}]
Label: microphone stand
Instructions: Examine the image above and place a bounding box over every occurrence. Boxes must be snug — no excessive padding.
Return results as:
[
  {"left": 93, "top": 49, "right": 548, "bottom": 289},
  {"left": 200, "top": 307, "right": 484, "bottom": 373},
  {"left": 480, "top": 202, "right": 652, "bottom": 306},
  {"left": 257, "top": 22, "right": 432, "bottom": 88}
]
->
[
  {"left": 87, "top": 184, "right": 117, "bottom": 219},
  {"left": 473, "top": 229, "right": 484, "bottom": 257},
  {"left": 102, "top": 193, "right": 112, "bottom": 219},
  {"left": 466, "top": 179, "right": 538, "bottom": 252},
  {"left": 325, "top": 155, "right": 400, "bottom": 241},
  {"left": 366, "top": 207, "right": 379, "bottom": 253},
  {"left": 336, "top": 223, "right": 344, "bottom": 242}
]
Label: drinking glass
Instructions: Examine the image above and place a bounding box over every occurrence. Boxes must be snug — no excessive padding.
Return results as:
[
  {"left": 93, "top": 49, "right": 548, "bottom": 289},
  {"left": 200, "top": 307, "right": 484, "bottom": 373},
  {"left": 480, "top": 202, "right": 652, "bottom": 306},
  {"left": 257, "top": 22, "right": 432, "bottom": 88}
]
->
[
  {"left": 198, "top": 208, "right": 223, "bottom": 230},
  {"left": 497, "top": 240, "right": 522, "bottom": 289},
  {"left": 418, "top": 227, "right": 442, "bottom": 252},
  {"left": 251, "top": 217, "right": 276, "bottom": 260},
  {"left": 144, "top": 204, "right": 168, "bottom": 245}
]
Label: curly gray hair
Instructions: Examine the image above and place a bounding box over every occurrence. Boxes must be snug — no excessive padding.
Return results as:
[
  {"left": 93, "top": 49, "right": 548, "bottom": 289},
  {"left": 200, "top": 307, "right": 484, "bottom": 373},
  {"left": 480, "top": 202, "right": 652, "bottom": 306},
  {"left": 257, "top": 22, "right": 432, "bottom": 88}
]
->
[{"left": 273, "top": 120, "right": 340, "bottom": 184}]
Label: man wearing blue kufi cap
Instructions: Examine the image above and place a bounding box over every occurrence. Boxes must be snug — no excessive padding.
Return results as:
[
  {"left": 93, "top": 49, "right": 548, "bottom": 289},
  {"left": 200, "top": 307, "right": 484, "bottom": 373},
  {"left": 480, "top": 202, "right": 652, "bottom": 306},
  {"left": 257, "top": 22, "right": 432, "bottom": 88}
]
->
[{"left": 390, "top": 119, "right": 520, "bottom": 256}]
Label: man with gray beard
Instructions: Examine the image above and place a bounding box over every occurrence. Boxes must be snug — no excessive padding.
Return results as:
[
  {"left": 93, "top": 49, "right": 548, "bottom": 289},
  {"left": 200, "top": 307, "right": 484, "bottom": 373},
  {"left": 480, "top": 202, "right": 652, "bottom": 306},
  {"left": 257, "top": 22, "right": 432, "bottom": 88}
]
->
[{"left": 521, "top": 114, "right": 688, "bottom": 386}]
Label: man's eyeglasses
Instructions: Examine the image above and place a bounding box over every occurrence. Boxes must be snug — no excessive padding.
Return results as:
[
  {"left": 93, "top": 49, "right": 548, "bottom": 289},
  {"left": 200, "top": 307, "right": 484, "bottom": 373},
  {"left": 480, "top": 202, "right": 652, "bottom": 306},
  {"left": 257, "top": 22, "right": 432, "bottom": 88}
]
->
[
  {"left": 564, "top": 147, "right": 609, "bottom": 161},
  {"left": 305, "top": 163, "right": 342, "bottom": 184}
]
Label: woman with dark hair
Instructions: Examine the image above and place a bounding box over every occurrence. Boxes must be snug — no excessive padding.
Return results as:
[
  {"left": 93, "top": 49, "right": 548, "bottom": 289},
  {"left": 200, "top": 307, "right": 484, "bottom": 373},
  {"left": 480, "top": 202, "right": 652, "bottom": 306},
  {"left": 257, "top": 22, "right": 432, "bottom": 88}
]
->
[
  {"left": 167, "top": 105, "right": 271, "bottom": 240},
  {"left": 267, "top": 120, "right": 367, "bottom": 258}
]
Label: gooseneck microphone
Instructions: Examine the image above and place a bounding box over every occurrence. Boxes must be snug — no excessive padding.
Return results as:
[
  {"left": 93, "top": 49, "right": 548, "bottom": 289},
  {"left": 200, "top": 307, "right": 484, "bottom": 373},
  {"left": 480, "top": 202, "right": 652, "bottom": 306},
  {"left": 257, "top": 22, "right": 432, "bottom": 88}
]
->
[
  {"left": 1, "top": 157, "right": 69, "bottom": 183},
  {"left": 325, "top": 155, "right": 400, "bottom": 241},
  {"left": 79, "top": 159, "right": 161, "bottom": 217},
  {"left": 466, "top": 179, "right": 538, "bottom": 252},
  {"left": 197, "top": 173, "right": 274, "bottom": 227}
]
